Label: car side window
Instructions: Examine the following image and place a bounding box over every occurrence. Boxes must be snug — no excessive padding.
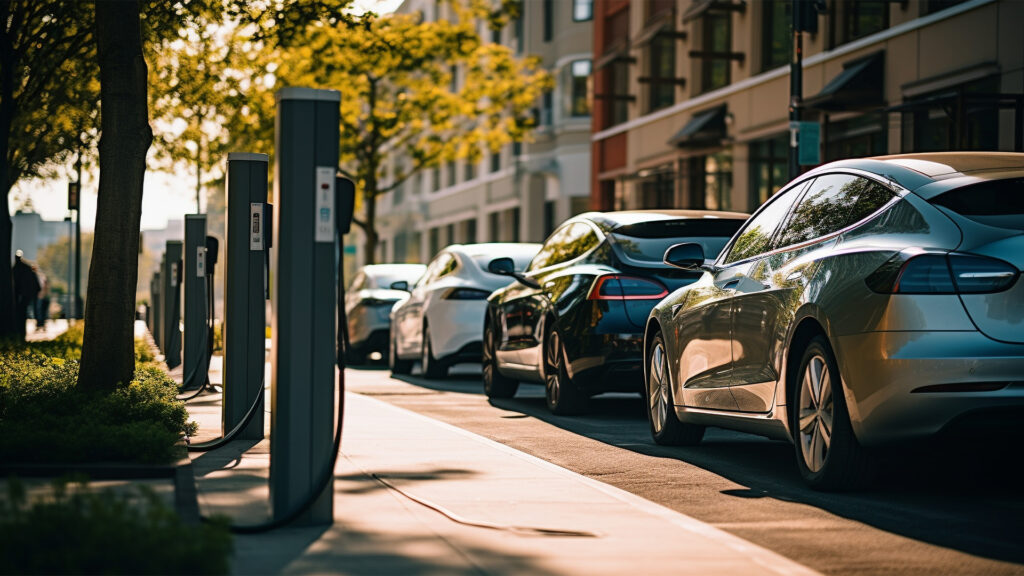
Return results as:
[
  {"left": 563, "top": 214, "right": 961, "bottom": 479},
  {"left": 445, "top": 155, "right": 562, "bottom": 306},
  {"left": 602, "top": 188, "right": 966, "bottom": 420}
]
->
[
  {"left": 528, "top": 225, "right": 572, "bottom": 272},
  {"left": 416, "top": 256, "right": 444, "bottom": 287},
  {"left": 775, "top": 174, "right": 895, "bottom": 249},
  {"left": 723, "top": 183, "right": 807, "bottom": 264},
  {"left": 437, "top": 253, "right": 459, "bottom": 278},
  {"left": 349, "top": 272, "right": 365, "bottom": 291}
]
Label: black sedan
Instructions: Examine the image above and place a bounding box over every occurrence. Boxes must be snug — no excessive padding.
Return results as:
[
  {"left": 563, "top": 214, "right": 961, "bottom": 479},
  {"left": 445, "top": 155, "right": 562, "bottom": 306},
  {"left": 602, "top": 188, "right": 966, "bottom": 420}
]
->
[{"left": 483, "top": 210, "right": 747, "bottom": 414}]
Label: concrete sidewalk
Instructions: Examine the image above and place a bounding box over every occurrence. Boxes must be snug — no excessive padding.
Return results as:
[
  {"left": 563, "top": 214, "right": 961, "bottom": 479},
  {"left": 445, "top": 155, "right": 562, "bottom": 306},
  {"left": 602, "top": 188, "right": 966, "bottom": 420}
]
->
[{"left": 187, "top": 378, "right": 820, "bottom": 576}]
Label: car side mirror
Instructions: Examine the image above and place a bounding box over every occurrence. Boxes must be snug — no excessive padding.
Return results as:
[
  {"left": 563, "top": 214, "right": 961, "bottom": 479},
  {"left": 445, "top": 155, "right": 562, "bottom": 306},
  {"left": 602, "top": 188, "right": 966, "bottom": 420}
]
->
[
  {"left": 488, "top": 257, "right": 515, "bottom": 276},
  {"left": 488, "top": 256, "right": 540, "bottom": 289},
  {"left": 664, "top": 243, "right": 706, "bottom": 270},
  {"left": 390, "top": 280, "right": 410, "bottom": 292}
]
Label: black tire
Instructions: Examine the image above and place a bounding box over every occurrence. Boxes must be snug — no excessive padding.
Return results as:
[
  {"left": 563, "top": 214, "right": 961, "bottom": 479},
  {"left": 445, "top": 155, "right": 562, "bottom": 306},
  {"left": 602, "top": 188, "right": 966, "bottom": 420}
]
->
[
  {"left": 544, "top": 324, "right": 588, "bottom": 415},
  {"left": 483, "top": 320, "right": 518, "bottom": 398},
  {"left": 421, "top": 323, "right": 448, "bottom": 379},
  {"left": 792, "top": 335, "right": 875, "bottom": 491},
  {"left": 646, "top": 331, "right": 705, "bottom": 446},
  {"left": 389, "top": 332, "right": 413, "bottom": 375},
  {"left": 346, "top": 345, "right": 367, "bottom": 366}
]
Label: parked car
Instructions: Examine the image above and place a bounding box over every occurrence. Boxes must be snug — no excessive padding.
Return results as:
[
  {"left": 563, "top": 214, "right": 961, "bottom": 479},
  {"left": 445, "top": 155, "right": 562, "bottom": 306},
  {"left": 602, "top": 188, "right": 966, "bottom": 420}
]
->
[
  {"left": 644, "top": 152, "right": 1024, "bottom": 490},
  {"left": 390, "top": 243, "right": 541, "bottom": 378},
  {"left": 484, "top": 210, "right": 748, "bottom": 414},
  {"left": 345, "top": 263, "right": 425, "bottom": 364}
]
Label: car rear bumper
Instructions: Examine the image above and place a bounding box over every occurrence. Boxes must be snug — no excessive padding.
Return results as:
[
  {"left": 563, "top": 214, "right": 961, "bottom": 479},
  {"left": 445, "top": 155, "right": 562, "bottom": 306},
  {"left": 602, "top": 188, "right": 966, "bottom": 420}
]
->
[
  {"left": 566, "top": 332, "right": 645, "bottom": 394},
  {"left": 348, "top": 304, "right": 393, "bottom": 346},
  {"left": 835, "top": 330, "right": 1024, "bottom": 446}
]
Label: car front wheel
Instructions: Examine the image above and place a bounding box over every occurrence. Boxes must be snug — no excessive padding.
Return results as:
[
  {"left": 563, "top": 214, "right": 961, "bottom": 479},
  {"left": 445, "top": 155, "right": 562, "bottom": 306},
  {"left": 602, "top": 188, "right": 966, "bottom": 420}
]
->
[
  {"left": 421, "top": 322, "right": 448, "bottom": 379},
  {"left": 389, "top": 332, "right": 413, "bottom": 375},
  {"left": 544, "top": 325, "right": 587, "bottom": 415},
  {"left": 483, "top": 320, "right": 518, "bottom": 398},
  {"left": 646, "top": 331, "right": 704, "bottom": 446}
]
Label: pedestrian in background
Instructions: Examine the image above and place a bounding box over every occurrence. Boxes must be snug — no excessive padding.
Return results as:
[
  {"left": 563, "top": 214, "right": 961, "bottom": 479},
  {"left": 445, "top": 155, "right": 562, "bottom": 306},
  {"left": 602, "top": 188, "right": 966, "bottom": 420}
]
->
[
  {"left": 35, "top": 269, "right": 50, "bottom": 332},
  {"left": 12, "top": 250, "right": 41, "bottom": 340}
]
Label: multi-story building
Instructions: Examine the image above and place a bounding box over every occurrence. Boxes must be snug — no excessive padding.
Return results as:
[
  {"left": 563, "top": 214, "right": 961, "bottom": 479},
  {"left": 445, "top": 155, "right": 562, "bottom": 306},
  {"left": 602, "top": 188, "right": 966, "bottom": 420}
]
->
[
  {"left": 370, "top": 0, "right": 594, "bottom": 264},
  {"left": 591, "top": 0, "right": 1023, "bottom": 213}
]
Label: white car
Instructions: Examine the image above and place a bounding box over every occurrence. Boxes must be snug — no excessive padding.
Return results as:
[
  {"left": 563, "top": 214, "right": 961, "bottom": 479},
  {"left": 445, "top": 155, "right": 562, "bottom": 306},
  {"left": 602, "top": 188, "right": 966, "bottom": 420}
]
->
[
  {"left": 389, "top": 243, "right": 541, "bottom": 378},
  {"left": 345, "top": 263, "right": 426, "bottom": 364}
]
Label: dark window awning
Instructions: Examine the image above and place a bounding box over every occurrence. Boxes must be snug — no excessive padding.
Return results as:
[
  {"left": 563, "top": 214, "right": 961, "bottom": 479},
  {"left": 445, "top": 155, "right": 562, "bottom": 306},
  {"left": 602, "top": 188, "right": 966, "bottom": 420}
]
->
[
  {"left": 595, "top": 43, "right": 635, "bottom": 70},
  {"left": 682, "top": 0, "right": 746, "bottom": 23},
  {"left": 668, "top": 104, "right": 728, "bottom": 148},
  {"left": 804, "top": 51, "right": 885, "bottom": 112}
]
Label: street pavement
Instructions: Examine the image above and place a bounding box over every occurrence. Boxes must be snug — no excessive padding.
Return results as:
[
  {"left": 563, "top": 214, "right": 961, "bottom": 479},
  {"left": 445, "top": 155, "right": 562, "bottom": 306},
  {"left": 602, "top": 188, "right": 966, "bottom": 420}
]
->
[{"left": 186, "top": 366, "right": 822, "bottom": 575}]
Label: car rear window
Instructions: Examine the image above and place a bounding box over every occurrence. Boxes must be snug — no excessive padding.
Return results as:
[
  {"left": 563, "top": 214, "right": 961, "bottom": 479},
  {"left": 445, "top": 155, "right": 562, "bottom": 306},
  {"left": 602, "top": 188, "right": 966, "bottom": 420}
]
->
[
  {"left": 610, "top": 219, "right": 745, "bottom": 264},
  {"left": 931, "top": 178, "right": 1024, "bottom": 231}
]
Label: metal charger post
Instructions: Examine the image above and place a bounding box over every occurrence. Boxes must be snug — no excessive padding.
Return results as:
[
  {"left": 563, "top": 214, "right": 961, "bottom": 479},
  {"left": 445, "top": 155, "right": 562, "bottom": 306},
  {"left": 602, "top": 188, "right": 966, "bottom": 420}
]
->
[
  {"left": 183, "top": 215, "right": 208, "bottom": 390},
  {"left": 151, "top": 269, "right": 162, "bottom": 352},
  {"left": 224, "top": 152, "right": 270, "bottom": 440},
  {"left": 270, "top": 87, "right": 341, "bottom": 526},
  {"left": 162, "top": 241, "right": 183, "bottom": 369}
]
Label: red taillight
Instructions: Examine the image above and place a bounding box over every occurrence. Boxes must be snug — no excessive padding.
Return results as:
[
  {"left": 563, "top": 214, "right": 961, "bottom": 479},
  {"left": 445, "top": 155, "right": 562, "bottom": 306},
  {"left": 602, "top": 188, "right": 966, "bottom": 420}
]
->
[
  {"left": 865, "top": 251, "right": 1019, "bottom": 294},
  {"left": 587, "top": 275, "right": 668, "bottom": 300}
]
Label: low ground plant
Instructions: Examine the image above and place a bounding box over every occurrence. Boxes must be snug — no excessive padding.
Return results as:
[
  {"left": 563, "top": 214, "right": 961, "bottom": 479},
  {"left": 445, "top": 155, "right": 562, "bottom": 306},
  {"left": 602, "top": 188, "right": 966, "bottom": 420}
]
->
[{"left": 0, "top": 478, "right": 231, "bottom": 574}]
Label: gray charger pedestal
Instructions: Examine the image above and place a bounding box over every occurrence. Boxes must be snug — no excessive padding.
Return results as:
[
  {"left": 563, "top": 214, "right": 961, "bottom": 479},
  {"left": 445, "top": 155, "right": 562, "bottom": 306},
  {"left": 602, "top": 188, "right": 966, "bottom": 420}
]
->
[
  {"left": 269, "top": 87, "right": 341, "bottom": 526},
  {"left": 162, "top": 241, "right": 183, "bottom": 370},
  {"left": 223, "top": 152, "right": 269, "bottom": 440},
  {"left": 183, "top": 214, "right": 208, "bottom": 389}
]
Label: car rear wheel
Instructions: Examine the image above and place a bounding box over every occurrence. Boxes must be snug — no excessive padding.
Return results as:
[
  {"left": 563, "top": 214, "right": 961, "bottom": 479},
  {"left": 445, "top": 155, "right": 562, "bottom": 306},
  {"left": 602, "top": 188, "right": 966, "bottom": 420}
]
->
[
  {"left": 793, "top": 335, "right": 874, "bottom": 490},
  {"left": 544, "top": 325, "right": 587, "bottom": 415},
  {"left": 421, "top": 322, "right": 447, "bottom": 379},
  {"left": 389, "top": 332, "right": 413, "bottom": 375},
  {"left": 483, "top": 320, "right": 518, "bottom": 398},
  {"left": 647, "top": 331, "right": 704, "bottom": 446}
]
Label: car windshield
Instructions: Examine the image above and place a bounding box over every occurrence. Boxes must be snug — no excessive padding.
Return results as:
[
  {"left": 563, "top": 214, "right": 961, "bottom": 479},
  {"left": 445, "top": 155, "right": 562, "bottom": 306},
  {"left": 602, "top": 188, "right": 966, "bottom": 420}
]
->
[
  {"left": 610, "top": 218, "right": 745, "bottom": 264},
  {"left": 369, "top": 269, "right": 422, "bottom": 289},
  {"left": 931, "top": 178, "right": 1024, "bottom": 231}
]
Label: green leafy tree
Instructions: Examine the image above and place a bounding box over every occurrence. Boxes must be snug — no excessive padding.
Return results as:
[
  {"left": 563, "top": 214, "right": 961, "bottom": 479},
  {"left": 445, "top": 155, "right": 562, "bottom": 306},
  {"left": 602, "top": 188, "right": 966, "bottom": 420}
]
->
[
  {"left": 230, "top": 5, "right": 552, "bottom": 264},
  {"left": 0, "top": 0, "right": 96, "bottom": 338}
]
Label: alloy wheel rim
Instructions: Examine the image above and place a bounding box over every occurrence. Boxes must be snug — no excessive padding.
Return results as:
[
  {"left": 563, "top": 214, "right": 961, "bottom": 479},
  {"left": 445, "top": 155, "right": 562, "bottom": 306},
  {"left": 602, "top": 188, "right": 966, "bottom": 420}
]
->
[
  {"left": 546, "top": 331, "right": 561, "bottom": 405},
  {"left": 798, "top": 354, "right": 834, "bottom": 473},
  {"left": 421, "top": 329, "right": 431, "bottom": 371},
  {"left": 648, "top": 342, "right": 669, "bottom": 434}
]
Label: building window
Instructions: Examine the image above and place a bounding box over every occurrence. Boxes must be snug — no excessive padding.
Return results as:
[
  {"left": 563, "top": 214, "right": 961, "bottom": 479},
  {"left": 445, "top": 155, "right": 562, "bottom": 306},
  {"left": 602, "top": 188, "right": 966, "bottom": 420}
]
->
[
  {"left": 446, "top": 223, "right": 455, "bottom": 246},
  {"left": 429, "top": 227, "right": 439, "bottom": 257},
  {"left": 573, "top": 0, "right": 593, "bottom": 22},
  {"left": 543, "top": 0, "right": 554, "bottom": 41},
  {"left": 514, "top": 15, "right": 523, "bottom": 53},
  {"left": 447, "top": 161, "right": 457, "bottom": 187},
  {"left": 840, "top": 0, "right": 889, "bottom": 45},
  {"left": 749, "top": 134, "right": 790, "bottom": 209},
  {"left": 606, "top": 60, "right": 630, "bottom": 126},
  {"left": 900, "top": 77, "right": 1001, "bottom": 153},
  {"left": 688, "top": 152, "right": 733, "bottom": 210},
  {"left": 701, "top": 12, "right": 732, "bottom": 93},
  {"left": 647, "top": 34, "right": 676, "bottom": 112},
  {"left": 921, "top": 0, "right": 968, "bottom": 15},
  {"left": 465, "top": 218, "right": 477, "bottom": 243},
  {"left": 566, "top": 59, "right": 592, "bottom": 117},
  {"left": 489, "top": 211, "right": 500, "bottom": 241},
  {"left": 513, "top": 141, "right": 522, "bottom": 157},
  {"left": 511, "top": 207, "right": 521, "bottom": 242},
  {"left": 761, "top": 0, "right": 791, "bottom": 72},
  {"left": 544, "top": 200, "right": 556, "bottom": 236},
  {"left": 490, "top": 151, "right": 501, "bottom": 173},
  {"left": 392, "top": 162, "right": 404, "bottom": 206},
  {"left": 541, "top": 90, "right": 553, "bottom": 125},
  {"left": 432, "top": 167, "right": 441, "bottom": 192},
  {"left": 826, "top": 113, "right": 887, "bottom": 161},
  {"left": 464, "top": 159, "right": 476, "bottom": 181},
  {"left": 639, "top": 173, "right": 675, "bottom": 208}
]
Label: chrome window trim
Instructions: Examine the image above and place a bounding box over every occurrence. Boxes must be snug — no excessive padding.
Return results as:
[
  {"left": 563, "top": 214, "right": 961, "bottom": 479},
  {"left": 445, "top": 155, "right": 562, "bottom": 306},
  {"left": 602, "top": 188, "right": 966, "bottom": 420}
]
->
[{"left": 717, "top": 170, "right": 910, "bottom": 268}]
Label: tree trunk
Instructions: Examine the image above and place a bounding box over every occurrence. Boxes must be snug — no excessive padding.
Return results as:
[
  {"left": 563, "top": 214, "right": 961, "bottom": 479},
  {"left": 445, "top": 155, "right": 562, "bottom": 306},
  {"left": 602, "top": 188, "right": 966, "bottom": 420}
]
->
[
  {"left": 0, "top": 0, "right": 17, "bottom": 337},
  {"left": 78, "top": 0, "right": 152, "bottom": 391}
]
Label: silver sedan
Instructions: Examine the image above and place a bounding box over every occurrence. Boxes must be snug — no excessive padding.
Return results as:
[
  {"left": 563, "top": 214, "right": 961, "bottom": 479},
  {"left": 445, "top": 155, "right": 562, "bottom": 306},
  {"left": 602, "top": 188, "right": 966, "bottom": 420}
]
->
[{"left": 644, "top": 152, "right": 1024, "bottom": 490}]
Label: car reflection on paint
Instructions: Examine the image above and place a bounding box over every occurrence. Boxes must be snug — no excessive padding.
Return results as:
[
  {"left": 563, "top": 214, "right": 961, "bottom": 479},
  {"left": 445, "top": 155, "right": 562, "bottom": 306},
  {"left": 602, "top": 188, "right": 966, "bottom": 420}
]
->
[{"left": 644, "top": 152, "right": 1024, "bottom": 490}]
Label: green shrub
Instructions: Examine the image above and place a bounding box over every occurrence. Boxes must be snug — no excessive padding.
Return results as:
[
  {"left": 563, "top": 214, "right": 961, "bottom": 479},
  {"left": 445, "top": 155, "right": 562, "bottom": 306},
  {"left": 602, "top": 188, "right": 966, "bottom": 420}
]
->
[
  {"left": 0, "top": 357, "right": 195, "bottom": 464},
  {"left": 0, "top": 477, "right": 232, "bottom": 575}
]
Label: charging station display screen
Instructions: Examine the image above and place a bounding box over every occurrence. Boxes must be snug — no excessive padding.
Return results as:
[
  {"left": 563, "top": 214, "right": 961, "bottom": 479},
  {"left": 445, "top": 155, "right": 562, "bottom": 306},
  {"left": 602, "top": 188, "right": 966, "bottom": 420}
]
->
[{"left": 315, "top": 167, "right": 335, "bottom": 243}]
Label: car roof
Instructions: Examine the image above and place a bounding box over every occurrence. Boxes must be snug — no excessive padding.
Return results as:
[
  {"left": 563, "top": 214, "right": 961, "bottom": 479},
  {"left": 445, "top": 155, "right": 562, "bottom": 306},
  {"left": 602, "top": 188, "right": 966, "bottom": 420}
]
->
[
  {"left": 362, "top": 263, "right": 425, "bottom": 277},
  {"left": 575, "top": 210, "right": 751, "bottom": 234},
  {"left": 445, "top": 242, "right": 542, "bottom": 261},
  {"left": 802, "top": 152, "right": 1024, "bottom": 198}
]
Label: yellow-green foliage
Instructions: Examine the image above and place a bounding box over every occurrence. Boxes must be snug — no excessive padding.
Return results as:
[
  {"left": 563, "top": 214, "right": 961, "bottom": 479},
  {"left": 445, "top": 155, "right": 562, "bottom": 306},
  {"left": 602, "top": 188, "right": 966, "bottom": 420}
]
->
[{"left": 0, "top": 478, "right": 232, "bottom": 574}]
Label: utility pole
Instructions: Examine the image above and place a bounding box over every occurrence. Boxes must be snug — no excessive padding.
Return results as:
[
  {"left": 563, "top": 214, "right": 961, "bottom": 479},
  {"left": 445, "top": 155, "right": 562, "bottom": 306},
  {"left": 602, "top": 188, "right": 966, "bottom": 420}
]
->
[{"left": 789, "top": 0, "right": 805, "bottom": 181}]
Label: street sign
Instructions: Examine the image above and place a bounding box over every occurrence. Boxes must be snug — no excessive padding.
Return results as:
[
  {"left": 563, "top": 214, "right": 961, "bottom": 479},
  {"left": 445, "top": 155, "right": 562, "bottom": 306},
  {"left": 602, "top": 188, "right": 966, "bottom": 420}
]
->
[{"left": 790, "top": 121, "right": 821, "bottom": 166}]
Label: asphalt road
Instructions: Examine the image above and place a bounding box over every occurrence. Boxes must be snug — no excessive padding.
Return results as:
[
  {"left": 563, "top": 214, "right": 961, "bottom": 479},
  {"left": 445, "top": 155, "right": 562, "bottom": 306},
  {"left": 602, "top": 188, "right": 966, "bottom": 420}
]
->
[{"left": 345, "top": 364, "right": 1024, "bottom": 576}]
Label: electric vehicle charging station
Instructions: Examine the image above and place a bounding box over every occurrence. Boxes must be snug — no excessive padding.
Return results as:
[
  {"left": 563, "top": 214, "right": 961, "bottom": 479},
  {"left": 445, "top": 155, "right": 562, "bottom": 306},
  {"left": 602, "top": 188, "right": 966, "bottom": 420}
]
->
[
  {"left": 183, "top": 215, "right": 207, "bottom": 389},
  {"left": 151, "top": 269, "right": 161, "bottom": 352},
  {"left": 162, "top": 240, "right": 183, "bottom": 369},
  {"left": 224, "top": 152, "right": 270, "bottom": 440},
  {"left": 270, "top": 87, "right": 341, "bottom": 526}
]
